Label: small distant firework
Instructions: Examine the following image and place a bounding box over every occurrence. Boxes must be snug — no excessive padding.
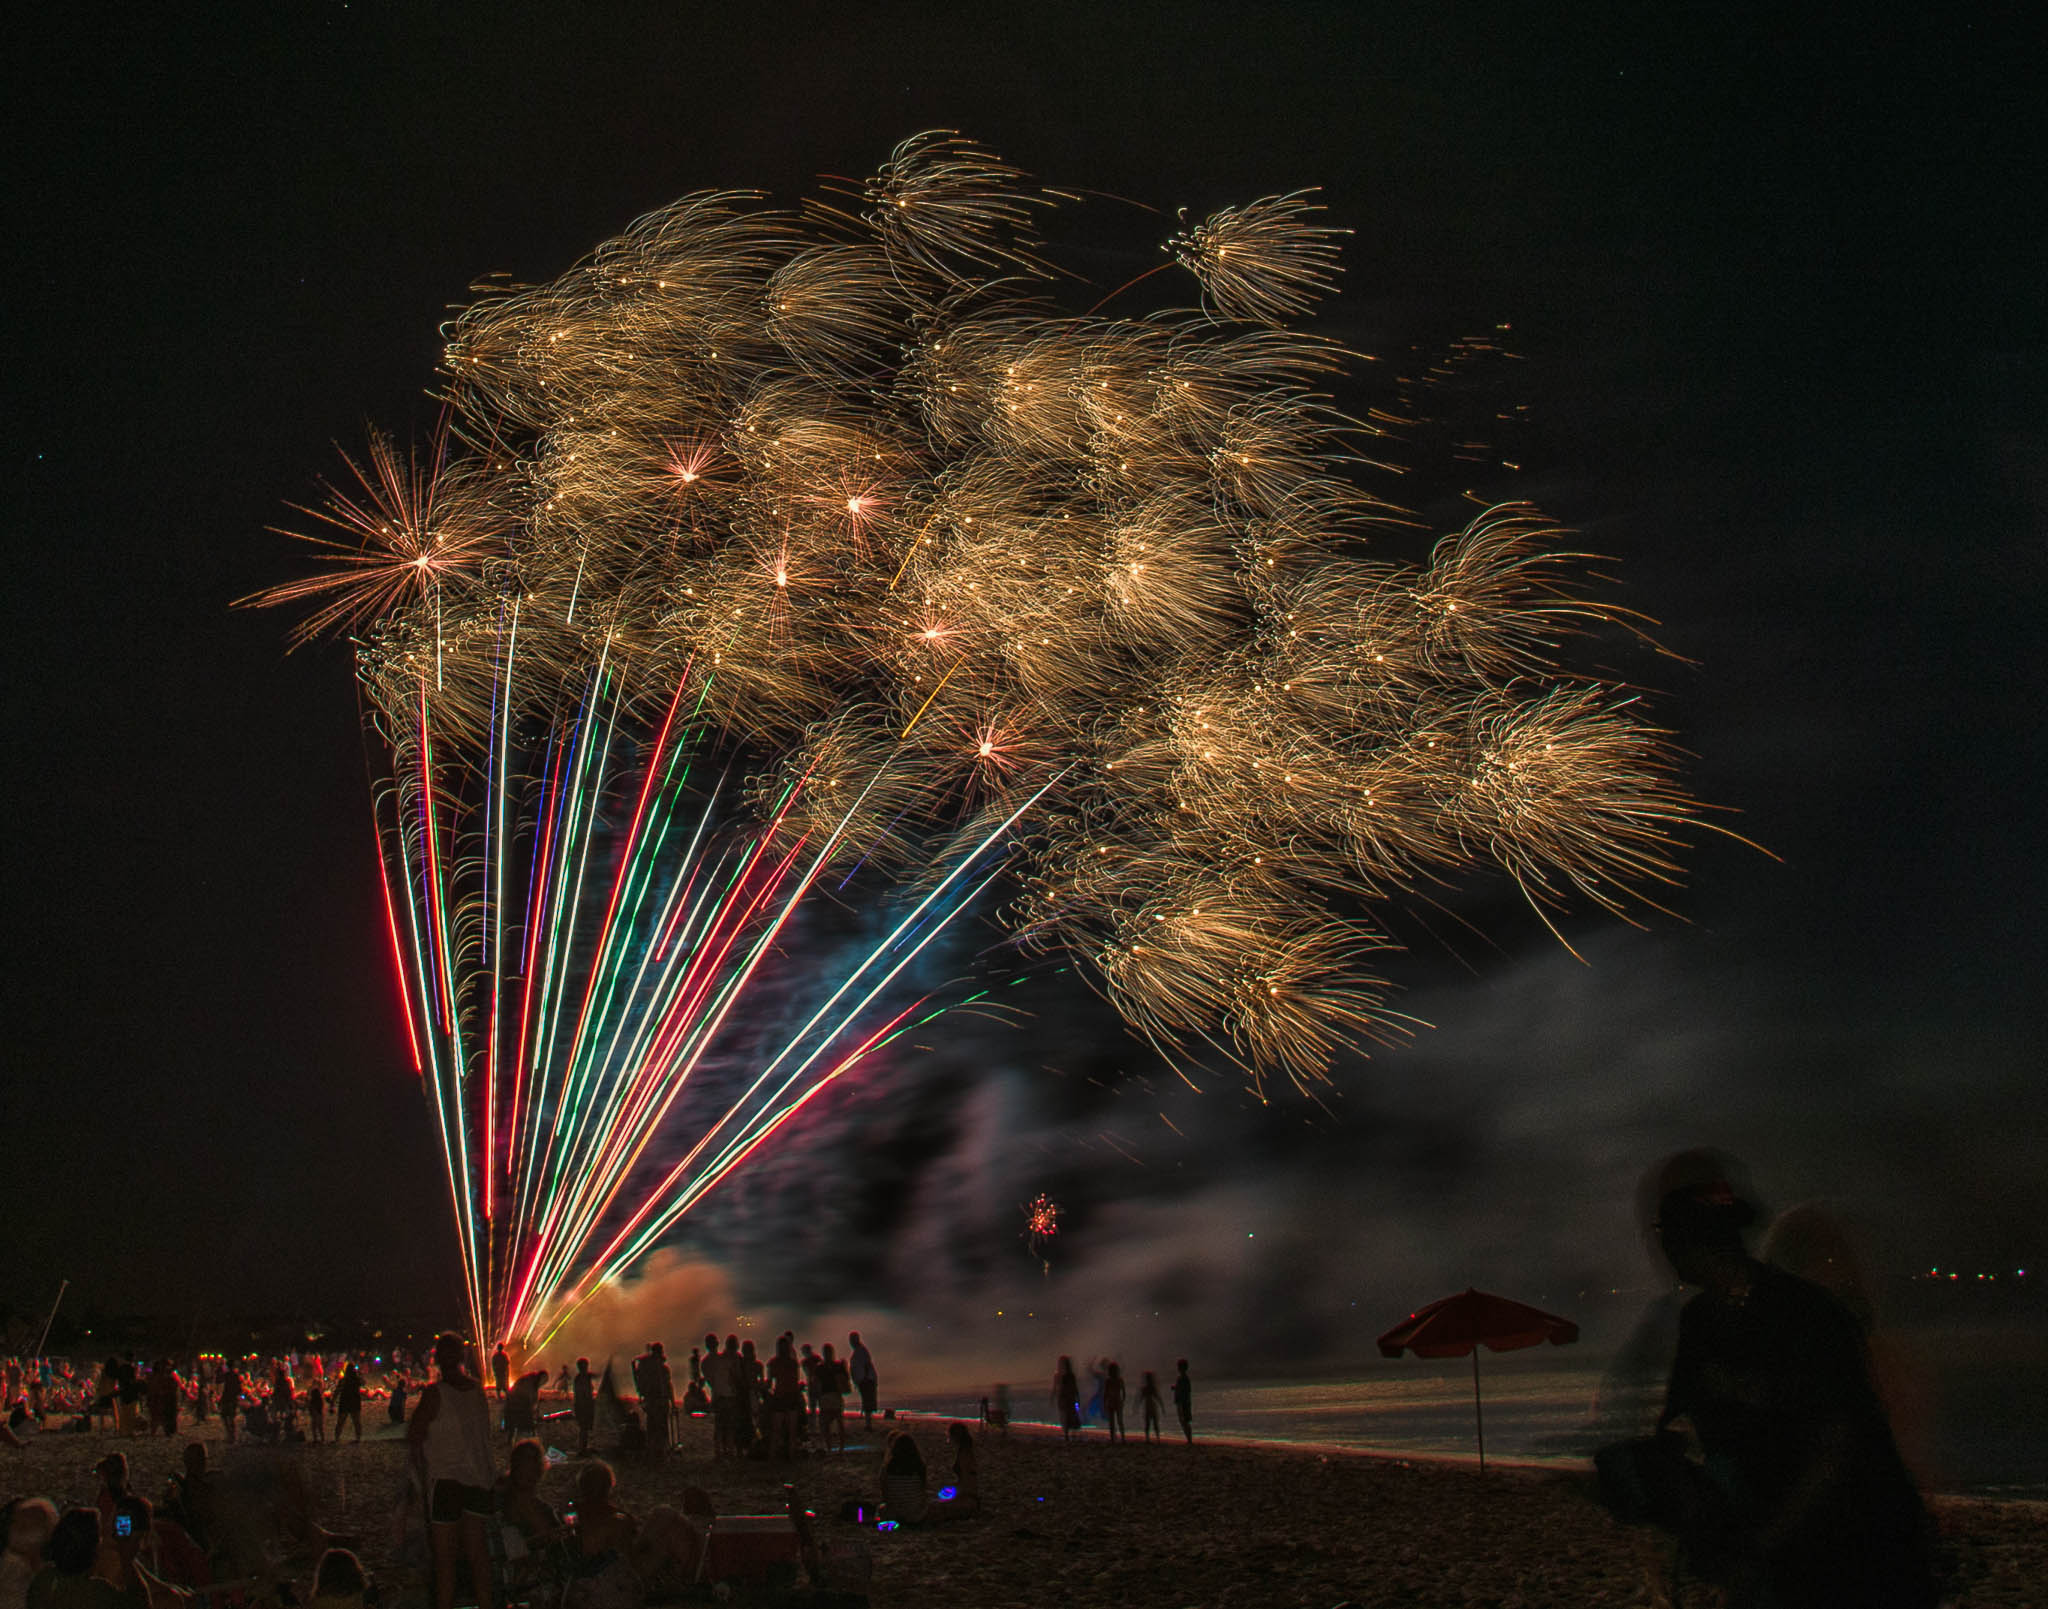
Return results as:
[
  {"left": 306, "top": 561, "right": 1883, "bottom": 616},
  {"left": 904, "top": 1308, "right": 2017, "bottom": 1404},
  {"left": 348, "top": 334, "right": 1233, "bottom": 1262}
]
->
[
  {"left": 249, "top": 131, "right": 1703, "bottom": 1349},
  {"left": 1022, "top": 1192, "right": 1062, "bottom": 1274}
]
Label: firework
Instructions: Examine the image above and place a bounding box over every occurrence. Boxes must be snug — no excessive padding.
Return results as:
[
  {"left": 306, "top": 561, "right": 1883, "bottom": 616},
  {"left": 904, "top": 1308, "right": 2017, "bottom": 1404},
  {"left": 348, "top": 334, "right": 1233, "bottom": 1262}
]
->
[
  {"left": 251, "top": 132, "right": 1700, "bottom": 1347},
  {"left": 1022, "top": 1192, "right": 1062, "bottom": 1274}
]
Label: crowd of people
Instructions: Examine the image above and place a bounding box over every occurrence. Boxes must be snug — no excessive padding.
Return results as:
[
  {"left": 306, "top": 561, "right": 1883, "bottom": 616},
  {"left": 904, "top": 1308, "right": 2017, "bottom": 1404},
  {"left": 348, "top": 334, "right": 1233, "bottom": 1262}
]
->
[
  {"left": 2, "top": 1354, "right": 418, "bottom": 1449},
  {"left": 2, "top": 1326, "right": 1130, "bottom": 1609},
  {"left": 1042, "top": 1356, "right": 1193, "bottom": 1446}
]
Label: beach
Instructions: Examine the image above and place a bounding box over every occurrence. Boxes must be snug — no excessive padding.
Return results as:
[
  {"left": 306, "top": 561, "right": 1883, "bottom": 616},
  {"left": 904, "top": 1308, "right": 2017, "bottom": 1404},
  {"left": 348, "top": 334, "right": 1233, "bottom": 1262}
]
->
[{"left": 6, "top": 1410, "right": 2042, "bottom": 1607}]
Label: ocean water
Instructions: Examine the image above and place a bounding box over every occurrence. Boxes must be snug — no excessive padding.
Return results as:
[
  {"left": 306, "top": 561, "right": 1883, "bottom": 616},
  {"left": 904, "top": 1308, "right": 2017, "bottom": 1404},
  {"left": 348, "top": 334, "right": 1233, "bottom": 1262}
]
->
[{"left": 899, "top": 1338, "right": 2048, "bottom": 1498}]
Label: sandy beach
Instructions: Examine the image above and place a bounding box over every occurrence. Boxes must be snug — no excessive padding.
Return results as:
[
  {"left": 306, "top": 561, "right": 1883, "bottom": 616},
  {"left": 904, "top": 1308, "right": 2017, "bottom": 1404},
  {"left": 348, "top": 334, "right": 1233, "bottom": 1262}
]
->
[{"left": 6, "top": 1408, "right": 2041, "bottom": 1608}]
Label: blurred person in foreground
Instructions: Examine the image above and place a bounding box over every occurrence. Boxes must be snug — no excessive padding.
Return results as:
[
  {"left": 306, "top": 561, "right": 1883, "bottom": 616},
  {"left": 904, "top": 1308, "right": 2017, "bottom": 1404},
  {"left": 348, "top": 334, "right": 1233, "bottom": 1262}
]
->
[
  {"left": 407, "top": 1336, "right": 497, "bottom": 1609},
  {"left": 25, "top": 1509, "right": 106, "bottom": 1609},
  {"left": 1625, "top": 1150, "right": 1938, "bottom": 1608},
  {"left": 2, "top": 1499, "right": 58, "bottom": 1609}
]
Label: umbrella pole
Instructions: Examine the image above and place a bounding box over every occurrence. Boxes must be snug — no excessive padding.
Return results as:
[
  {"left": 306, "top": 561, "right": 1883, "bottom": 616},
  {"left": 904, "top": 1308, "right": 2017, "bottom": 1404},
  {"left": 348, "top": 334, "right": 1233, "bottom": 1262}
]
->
[{"left": 1471, "top": 1347, "right": 1485, "bottom": 1472}]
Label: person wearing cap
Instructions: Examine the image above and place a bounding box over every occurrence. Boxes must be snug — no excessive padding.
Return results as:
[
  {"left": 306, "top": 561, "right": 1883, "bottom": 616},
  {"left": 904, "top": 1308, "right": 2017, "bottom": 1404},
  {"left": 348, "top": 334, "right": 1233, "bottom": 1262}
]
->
[{"left": 1650, "top": 1151, "right": 1936, "bottom": 1608}]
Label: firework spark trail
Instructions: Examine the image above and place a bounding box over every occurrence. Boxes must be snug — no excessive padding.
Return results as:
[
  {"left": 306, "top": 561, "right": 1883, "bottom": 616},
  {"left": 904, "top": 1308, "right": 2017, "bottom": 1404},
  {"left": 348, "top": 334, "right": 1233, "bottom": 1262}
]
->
[{"left": 252, "top": 131, "right": 1716, "bottom": 1344}]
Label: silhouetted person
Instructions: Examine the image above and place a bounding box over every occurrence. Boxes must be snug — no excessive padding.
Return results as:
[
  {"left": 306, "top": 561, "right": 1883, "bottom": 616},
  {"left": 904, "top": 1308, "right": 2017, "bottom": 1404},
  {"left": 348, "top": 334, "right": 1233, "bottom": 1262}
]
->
[
  {"left": 164, "top": 1442, "right": 214, "bottom": 1550},
  {"left": 30, "top": 1508, "right": 102, "bottom": 1609},
  {"left": 715, "top": 1335, "right": 746, "bottom": 1457},
  {"left": 217, "top": 1365, "right": 245, "bottom": 1443},
  {"left": 847, "top": 1331, "right": 878, "bottom": 1429},
  {"left": 928, "top": 1422, "right": 980, "bottom": 1519},
  {"left": 1052, "top": 1356, "right": 1081, "bottom": 1443},
  {"left": 490, "top": 1343, "right": 510, "bottom": 1400},
  {"left": 1649, "top": 1151, "right": 1937, "bottom": 1608},
  {"left": 145, "top": 1361, "right": 181, "bottom": 1438},
  {"left": 1101, "top": 1361, "right": 1127, "bottom": 1443},
  {"left": 1172, "top": 1359, "right": 1193, "bottom": 1444},
  {"left": 505, "top": 1371, "right": 545, "bottom": 1439},
  {"left": 571, "top": 1358, "right": 596, "bottom": 1455},
  {"left": 268, "top": 1365, "right": 294, "bottom": 1437},
  {"left": 1138, "top": 1370, "right": 1163, "bottom": 1443},
  {"left": 737, "top": 1340, "right": 762, "bottom": 1453},
  {"left": 308, "top": 1547, "right": 369, "bottom": 1609},
  {"left": 816, "top": 1344, "right": 849, "bottom": 1452},
  {"left": 878, "top": 1431, "right": 928, "bottom": 1523},
  {"left": 334, "top": 1364, "right": 365, "bottom": 1443},
  {"left": 766, "top": 1335, "right": 803, "bottom": 1460},
  {"left": 637, "top": 1342, "right": 673, "bottom": 1454}
]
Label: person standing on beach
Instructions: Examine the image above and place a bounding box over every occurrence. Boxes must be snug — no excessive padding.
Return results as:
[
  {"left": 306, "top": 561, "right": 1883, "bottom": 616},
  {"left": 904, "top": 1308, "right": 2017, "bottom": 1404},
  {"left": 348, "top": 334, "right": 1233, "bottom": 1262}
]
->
[
  {"left": 718, "top": 1335, "right": 749, "bottom": 1456},
  {"left": 146, "top": 1359, "right": 182, "bottom": 1438},
  {"left": 766, "top": 1336, "right": 803, "bottom": 1460},
  {"left": 847, "top": 1326, "right": 880, "bottom": 1432},
  {"left": 334, "top": 1363, "right": 364, "bottom": 1443},
  {"left": 305, "top": 1375, "right": 325, "bottom": 1443},
  {"left": 490, "top": 1342, "right": 510, "bottom": 1401},
  {"left": 217, "top": 1363, "right": 245, "bottom": 1443},
  {"left": 815, "top": 1344, "right": 849, "bottom": 1453},
  {"left": 408, "top": 1334, "right": 498, "bottom": 1609},
  {"left": 1172, "top": 1359, "right": 1193, "bottom": 1444},
  {"left": 1101, "top": 1361, "right": 1127, "bottom": 1444},
  {"left": 633, "top": 1342, "right": 673, "bottom": 1455},
  {"left": 847, "top": 1332, "right": 878, "bottom": 1431},
  {"left": 1137, "top": 1371, "right": 1163, "bottom": 1442},
  {"left": 1052, "top": 1357, "right": 1082, "bottom": 1443},
  {"left": 572, "top": 1358, "right": 596, "bottom": 1455},
  {"left": 116, "top": 1357, "right": 143, "bottom": 1435},
  {"left": 649, "top": 1342, "right": 674, "bottom": 1452}
]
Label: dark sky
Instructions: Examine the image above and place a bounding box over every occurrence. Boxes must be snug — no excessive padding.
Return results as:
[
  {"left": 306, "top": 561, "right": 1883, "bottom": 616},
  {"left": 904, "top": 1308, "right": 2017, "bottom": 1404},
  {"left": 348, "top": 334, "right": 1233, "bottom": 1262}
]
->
[{"left": 6, "top": 3, "right": 2042, "bottom": 1346}]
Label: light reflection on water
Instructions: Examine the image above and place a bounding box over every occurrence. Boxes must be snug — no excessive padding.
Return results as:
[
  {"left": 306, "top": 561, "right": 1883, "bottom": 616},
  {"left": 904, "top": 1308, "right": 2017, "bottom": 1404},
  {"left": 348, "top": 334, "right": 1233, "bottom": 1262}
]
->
[
  {"left": 905, "top": 1355, "right": 1618, "bottom": 1467},
  {"left": 900, "top": 1345, "right": 2048, "bottom": 1496}
]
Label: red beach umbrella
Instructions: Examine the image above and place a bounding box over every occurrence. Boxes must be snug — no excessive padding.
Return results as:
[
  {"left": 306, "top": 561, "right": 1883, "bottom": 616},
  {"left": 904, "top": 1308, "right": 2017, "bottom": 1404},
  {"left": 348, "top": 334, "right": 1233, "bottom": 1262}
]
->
[{"left": 1377, "top": 1288, "right": 1579, "bottom": 1470}]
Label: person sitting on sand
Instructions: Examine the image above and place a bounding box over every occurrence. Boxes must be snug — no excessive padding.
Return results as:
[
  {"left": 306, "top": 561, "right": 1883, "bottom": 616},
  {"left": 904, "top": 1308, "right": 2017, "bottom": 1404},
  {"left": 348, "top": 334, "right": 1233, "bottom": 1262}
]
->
[
  {"left": 878, "top": 1431, "right": 928, "bottom": 1525},
  {"left": 1645, "top": 1151, "right": 1937, "bottom": 1608},
  {"left": 562, "top": 1460, "right": 708, "bottom": 1609},
  {"left": 2, "top": 1499, "right": 58, "bottom": 1609},
  {"left": 91, "top": 1460, "right": 128, "bottom": 1537},
  {"left": 498, "top": 1440, "right": 562, "bottom": 1548},
  {"left": 1052, "top": 1357, "right": 1081, "bottom": 1443},
  {"left": 925, "top": 1423, "right": 980, "bottom": 1521},
  {"left": 160, "top": 1444, "right": 212, "bottom": 1553},
  {"left": 26, "top": 1508, "right": 110, "bottom": 1609},
  {"left": 305, "top": 1547, "right": 368, "bottom": 1609},
  {"left": 1137, "top": 1371, "right": 1163, "bottom": 1443},
  {"left": 496, "top": 1440, "right": 566, "bottom": 1598},
  {"left": 91, "top": 1497, "right": 161, "bottom": 1609}
]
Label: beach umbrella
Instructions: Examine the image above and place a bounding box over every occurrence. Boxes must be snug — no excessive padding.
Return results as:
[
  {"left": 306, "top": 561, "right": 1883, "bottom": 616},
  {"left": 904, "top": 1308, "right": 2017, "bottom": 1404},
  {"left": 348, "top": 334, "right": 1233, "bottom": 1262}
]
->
[{"left": 1377, "top": 1288, "right": 1579, "bottom": 1470}]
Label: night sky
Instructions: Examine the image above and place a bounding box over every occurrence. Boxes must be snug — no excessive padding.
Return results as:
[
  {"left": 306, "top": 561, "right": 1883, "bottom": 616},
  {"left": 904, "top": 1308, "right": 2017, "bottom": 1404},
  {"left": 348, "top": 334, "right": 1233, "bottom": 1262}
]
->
[{"left": 7, "top": 4, "right": 2042, "bottom": 1352}]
